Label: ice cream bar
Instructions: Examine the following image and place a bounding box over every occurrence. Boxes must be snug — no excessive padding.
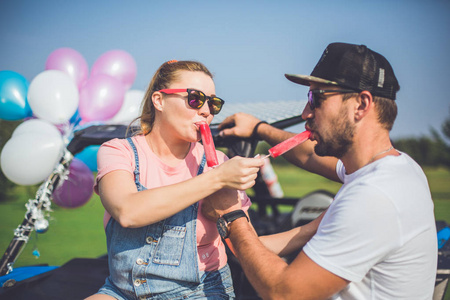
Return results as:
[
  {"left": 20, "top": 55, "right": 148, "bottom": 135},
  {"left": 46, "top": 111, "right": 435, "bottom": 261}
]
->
[
  {"left": 268, "top": 130, "right": 311, "bottom": 158},
  {"left": 198, "top": 122, "right": 219, "bottom": 167}
]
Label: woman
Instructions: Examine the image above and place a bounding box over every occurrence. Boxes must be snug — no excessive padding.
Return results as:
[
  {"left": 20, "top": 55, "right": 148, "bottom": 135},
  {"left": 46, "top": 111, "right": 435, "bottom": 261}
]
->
[{"left": 86, "top": 60, "right": 264, "bottom": 299}]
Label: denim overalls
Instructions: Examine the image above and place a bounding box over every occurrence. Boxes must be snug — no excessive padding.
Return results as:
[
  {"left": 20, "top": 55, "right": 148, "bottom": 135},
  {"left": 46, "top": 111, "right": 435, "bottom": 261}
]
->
[{"left": 98, "top": 137, "right": 235, "bottom": 300}]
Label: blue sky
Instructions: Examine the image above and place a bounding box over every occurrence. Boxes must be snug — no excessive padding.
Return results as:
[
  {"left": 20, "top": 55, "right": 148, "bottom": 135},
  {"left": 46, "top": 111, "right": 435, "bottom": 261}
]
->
[{"left": 1, "top": 0, "right": 449, "bottom": 139}]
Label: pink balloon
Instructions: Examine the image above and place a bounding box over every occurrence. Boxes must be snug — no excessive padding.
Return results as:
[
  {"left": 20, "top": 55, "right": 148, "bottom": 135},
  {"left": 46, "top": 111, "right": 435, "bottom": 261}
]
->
[
  {"left": 52, "top": 158, "right": 94, "bottom": 208},
  {"left": 45, "top": 48, "right": 89, "bottom": 90},
  {"left": 90, "top": 50, "right": 137, "bottom": 90},
  {"left": 78, "top": 74, "right": 126, "bottom": 122}
]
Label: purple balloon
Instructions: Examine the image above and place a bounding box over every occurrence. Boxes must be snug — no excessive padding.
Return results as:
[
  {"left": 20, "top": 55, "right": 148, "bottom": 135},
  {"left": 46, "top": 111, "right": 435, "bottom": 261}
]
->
[
  {"left": 52, "top": 158, "right": 94, "bottom": 208},
  {"left": 78, "top": 74, "right": 126, "bottom": 122},
  {"left": 90, "top": 50, "right": 137, "bottom": 90},
  {"left": 45, "top": 48, "right": 89, "bottom": 90}
]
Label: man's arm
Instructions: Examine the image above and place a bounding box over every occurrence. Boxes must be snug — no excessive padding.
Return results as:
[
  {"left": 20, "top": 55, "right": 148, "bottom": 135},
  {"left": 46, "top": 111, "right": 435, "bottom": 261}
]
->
[
  {"left": 228, "top": 218, "right": 349, "bottom": 300},
  {"left": 202, "top": 189, "right": 325, "bottom": 257},
  {"left": 201, "top": 187, "right": 347, "bottom": 299},
  {"left": 219, "top": 113, "right": 341, "bottom": 182},
  {"left": 259, "top": 212, "right": 324, "bottom": 257}
]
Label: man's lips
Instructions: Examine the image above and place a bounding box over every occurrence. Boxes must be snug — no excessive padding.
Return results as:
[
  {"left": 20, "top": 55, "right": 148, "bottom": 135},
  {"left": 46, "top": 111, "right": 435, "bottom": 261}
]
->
[{"left": 305, "top": 125, "right": 317, "bottom": 141}]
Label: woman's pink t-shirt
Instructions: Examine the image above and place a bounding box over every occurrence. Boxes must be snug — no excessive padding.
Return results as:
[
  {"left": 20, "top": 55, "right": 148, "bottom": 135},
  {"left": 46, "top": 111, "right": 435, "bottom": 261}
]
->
[{"left": 94, "top": 135, "right": 251, "bottom": 272}]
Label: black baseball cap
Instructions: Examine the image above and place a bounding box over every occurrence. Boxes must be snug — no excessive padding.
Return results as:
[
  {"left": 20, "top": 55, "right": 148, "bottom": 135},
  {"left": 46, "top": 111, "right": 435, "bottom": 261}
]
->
[{"left": 285, "top": 42, "right": 400, "bottom": 100}]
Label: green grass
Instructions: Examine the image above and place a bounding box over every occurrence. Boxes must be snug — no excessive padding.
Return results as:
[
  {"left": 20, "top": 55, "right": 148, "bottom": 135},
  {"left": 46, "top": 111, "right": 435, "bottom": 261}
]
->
[
  {"left": 0, "top": 191, "right": 106, "bottom": 268},
  {"left": 423, "top": 167, "right": 450, "bottom": 222},
  {"left": 1, "top": 165, "right": 449, "bottom": 272},
  {"left": 272, "top": 164, "right": 343, "bottom": 197}
]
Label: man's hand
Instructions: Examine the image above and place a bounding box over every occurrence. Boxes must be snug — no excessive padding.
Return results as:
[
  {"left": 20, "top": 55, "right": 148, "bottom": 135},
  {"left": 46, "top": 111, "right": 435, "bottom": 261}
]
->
[
  {"left": 218, "top": 112, "right": 262, "bottom": 138},
  {"left": 201, "top": 188, "right": 241, "bottom": 222}
]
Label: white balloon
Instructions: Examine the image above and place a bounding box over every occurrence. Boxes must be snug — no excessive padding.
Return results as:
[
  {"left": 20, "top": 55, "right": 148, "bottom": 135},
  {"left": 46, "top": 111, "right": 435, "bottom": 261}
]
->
[
  {"left": 27, "top": 70, "right": 79, "bottom": 124},
  {"left": 1, "top": 133, "right": 63, "bottom": 185},
  {"left": 109, "top": 89, "right": 144, "bottom": 124},
  {"left": 12, "top": 118, "right": 61, "bottom": 140}
]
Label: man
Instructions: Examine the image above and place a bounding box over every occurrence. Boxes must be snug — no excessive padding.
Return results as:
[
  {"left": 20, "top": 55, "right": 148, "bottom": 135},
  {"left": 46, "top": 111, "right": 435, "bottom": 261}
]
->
[{"left": 203, "top": 43, "right": 437, "bottom": 299}]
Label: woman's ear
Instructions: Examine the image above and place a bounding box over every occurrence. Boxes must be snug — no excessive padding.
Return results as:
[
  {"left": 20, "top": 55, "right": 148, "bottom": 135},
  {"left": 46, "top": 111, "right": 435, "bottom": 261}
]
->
[
  {"left": 355, "top": 91, "right": 373, "bottom": 121},
  {"left": 152, "top": 91, "right": 164, "bottom": 112}
]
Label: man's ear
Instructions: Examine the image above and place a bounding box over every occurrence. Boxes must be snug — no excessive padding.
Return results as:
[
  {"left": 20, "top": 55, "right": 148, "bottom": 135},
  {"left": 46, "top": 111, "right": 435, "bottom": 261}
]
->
[
  {"left": 152, "top": 91, "right": 164, "bottom": 112},
  {"left": 355, "top": 91, "right": 373, "bottom": 120}
]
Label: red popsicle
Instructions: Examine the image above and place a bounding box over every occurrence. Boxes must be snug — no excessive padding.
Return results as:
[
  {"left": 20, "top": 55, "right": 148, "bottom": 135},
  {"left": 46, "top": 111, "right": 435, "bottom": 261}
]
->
[
  {"left": 268, "top": 130, "right": 311, "bottom": 158},
  {"left": 197, "top": 122, "right": 219, "bottom": 167}
]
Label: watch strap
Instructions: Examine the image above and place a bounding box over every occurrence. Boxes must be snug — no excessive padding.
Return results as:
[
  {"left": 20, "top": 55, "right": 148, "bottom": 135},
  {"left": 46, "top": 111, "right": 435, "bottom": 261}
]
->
[{"left": 222, "top": 210, "right": 248, "bottom": 223}]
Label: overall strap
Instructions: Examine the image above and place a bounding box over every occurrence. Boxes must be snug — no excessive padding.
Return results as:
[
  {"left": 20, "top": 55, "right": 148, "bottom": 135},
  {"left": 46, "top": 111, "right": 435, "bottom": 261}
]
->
[
  {"left": 197, "top": 154, "right": 206, "bottom": 176},
  {"left": 126, "top": 137, "right": 141, "bottom": 187}
]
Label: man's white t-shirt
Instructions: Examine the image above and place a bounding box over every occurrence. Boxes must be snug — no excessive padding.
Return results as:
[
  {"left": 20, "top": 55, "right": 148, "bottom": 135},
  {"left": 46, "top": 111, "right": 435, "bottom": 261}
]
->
[{"left": 302, "top": 152, "right": 437, "bottom": 299}]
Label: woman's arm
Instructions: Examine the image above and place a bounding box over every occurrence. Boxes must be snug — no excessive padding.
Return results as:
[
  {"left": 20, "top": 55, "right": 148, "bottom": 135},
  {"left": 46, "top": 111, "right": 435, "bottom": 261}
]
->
[{"left": 99, "top": 155, "right": 264, "bottom": 228}]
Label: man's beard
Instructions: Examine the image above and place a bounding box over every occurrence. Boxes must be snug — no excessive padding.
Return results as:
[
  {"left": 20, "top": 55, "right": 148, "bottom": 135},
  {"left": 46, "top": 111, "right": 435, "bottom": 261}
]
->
[{"left": 310, "top": 112, "right": 355, "bottom": 159}]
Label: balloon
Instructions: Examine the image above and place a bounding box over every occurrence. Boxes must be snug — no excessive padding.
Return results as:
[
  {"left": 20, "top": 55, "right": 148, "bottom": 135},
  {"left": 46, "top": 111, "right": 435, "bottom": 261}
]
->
[
  {"left": 74, "top": 145, "right": 100, "bottom": 172},
  {"left": 52, "top": 158, "right": 94, "bottom": 208},
  {"left": 109, "top": 89, "right": 144, "bottom": 124},
  {"left": 45, "top": 48, "right": 89, "bottom": 90},
  {"left": 0, "top": 70, "right": 32, "bottom": 120},
  {"left": 78, "top": 74, "right": 125, "bottom": 122},
  {"left": 1, "top": 133, "right": 63, "bottom": 185},
  {"left": 90, "top": 50, "right": 137, "bottom": 90},
  {"left": 27, "top": 70, "right": 79, "bottom": 124},
  {"left": 12, "top": 118, "right": 61, "bottom": 140}
]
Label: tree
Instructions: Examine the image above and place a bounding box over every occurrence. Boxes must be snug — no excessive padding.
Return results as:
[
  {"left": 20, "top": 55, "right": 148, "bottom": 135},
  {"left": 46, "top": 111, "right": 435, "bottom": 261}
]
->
[
  {"left": 393, "top": 114, "right": 450, "bottom": 167},
  {"left": 442, "top": 114, "right": 450, "bottom": 141}
]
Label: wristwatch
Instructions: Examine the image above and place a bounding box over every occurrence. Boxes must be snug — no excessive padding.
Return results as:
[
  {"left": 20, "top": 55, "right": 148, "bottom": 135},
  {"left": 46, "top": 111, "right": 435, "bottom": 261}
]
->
[{"left": 217, "top": 210, "right": 249, "bottom": 239}]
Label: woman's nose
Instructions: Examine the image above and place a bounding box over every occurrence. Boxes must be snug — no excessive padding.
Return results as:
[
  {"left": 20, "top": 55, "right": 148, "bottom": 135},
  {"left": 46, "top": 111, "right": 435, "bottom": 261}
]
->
[{"left": 198, "top": 100, "right": 211, "bottom": 117}]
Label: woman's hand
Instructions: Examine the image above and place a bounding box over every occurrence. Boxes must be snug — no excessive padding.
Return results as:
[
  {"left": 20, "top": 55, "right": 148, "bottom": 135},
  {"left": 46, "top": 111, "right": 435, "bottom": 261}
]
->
[{"left": 213, "top": 156, "right": 264, "bottom": 190}]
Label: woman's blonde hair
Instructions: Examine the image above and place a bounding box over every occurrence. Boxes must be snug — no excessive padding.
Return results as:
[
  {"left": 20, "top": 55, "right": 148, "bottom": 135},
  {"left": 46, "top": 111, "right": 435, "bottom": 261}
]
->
[{"left": 132, "top": 60, "right": 213, "bottom": 135}]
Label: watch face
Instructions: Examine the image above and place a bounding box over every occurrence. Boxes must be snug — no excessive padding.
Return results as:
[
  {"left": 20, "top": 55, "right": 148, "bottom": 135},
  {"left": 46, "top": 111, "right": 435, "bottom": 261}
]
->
[{"left": 217, "top": 218, "right": 228, "bottom": 238}]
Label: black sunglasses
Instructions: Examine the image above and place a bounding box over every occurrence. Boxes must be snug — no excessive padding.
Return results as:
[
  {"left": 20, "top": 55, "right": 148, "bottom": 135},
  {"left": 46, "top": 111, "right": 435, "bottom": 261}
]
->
[
  {"left": 307, "top": 89, "right": 357, "bottom": 110},
  {"left": 158, "top": 88, "right": 225, "bottom": 115}
]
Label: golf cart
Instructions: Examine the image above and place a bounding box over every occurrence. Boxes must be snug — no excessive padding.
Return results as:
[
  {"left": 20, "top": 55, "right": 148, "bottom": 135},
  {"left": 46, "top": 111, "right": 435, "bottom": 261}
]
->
[{"left": 0, "top": 100, "right": 448, "bottom": 299}]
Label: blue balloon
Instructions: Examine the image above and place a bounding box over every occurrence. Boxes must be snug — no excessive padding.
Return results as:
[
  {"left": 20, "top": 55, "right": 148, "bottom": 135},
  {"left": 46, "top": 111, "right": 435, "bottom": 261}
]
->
[
  {"left": 74, "top": 145, "right": 100, "bottom": 172},
  {"left": 0, "top": 70, "right": 32, "bottom": 120}
]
